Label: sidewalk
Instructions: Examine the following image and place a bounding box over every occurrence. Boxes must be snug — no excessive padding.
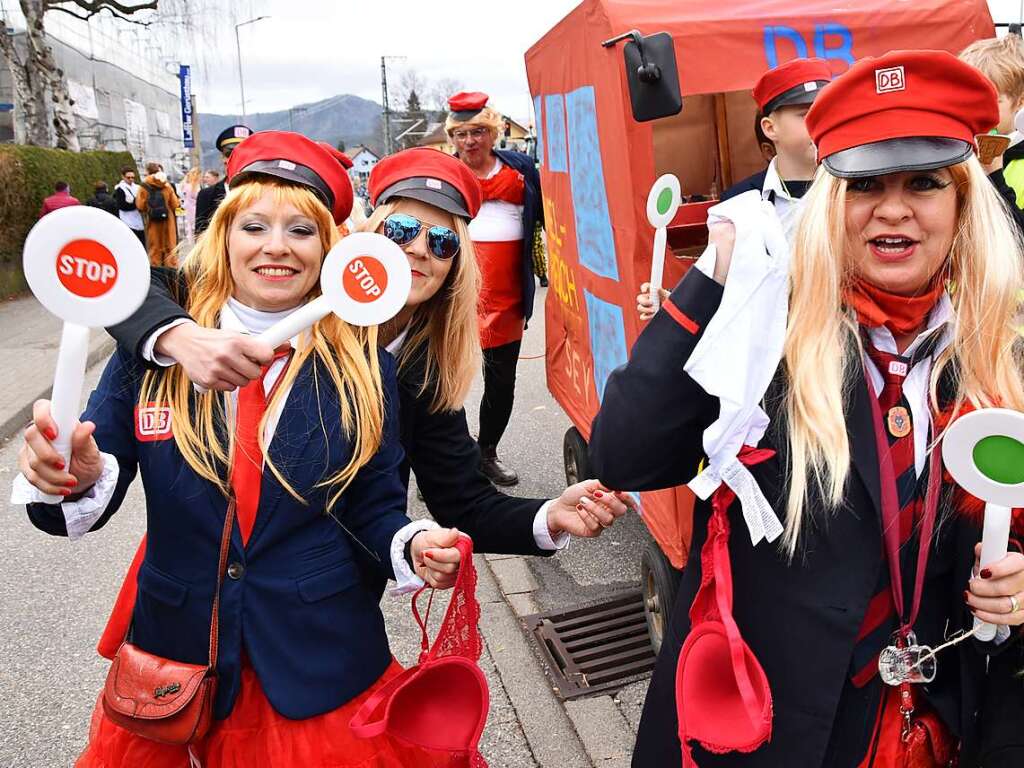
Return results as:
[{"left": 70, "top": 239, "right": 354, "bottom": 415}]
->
[{"left": 0, "top": 293, "right": 115, "bottom": 442}]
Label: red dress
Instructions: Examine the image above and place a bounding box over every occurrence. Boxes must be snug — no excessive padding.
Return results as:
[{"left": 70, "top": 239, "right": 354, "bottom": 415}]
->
[{"left": 76, "top": 657, "right": 474, "bottom": 768}]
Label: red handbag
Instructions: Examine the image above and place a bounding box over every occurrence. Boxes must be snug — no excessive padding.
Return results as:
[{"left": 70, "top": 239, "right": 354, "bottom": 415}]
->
[
  {"left": 100, "top": 501, "right": 235, "bottom": 744},
  {"left": 350, "top": 536, "right": 489, "bottom": 765},
  {"left": 675, "top": 448, "right": 775, "bottom": 767}
]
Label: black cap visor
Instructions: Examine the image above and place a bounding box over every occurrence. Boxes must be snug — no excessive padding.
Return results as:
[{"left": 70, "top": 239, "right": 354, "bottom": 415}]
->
[
  {"left": 822, "top": 137, "right": 973, "bottom": 179},
  {"left": 377, "top": 177, "right": 470, "bottom": 219},
  {"left": 762, "top": 80, "right": 830, "bottom": 116},
  {"left": 449, "top": 108, "right": 485, "bottom": 122},
  {"left": 232, "top": 159, "right": 335, "bottom": 211}
]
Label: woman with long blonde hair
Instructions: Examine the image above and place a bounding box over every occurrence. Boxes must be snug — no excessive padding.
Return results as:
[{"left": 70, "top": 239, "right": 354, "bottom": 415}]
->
[
  {"left": 182, "top": 166, "right": 202, "bottom": 241},
  {"left": 14, "top": 132, "right": 466, "bottom": 767},
  {"left": 96, "top": 147, "right": 633, "bottom": 677},
  {"left": 591, "top": 51, "right": 1024, "bottom": 767}
]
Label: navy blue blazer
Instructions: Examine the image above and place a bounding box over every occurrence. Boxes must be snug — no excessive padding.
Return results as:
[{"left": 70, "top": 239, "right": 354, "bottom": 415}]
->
[{"left": 27, "top": 346, "right": 411, "bottom": 721}]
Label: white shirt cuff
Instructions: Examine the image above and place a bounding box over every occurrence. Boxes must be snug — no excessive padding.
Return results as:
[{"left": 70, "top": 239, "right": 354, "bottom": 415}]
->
[
  {"left": 533, "top": 500, "right": 569, "bottom": 551},
  {"left": 10, "top": 452, "right": 120, "bottom": 541},
  {"left": 143, "top": 318, "right": 195, "bottom": 366},
  {"left": 388, "top": 519, "right": 440, "bottom": 595}
]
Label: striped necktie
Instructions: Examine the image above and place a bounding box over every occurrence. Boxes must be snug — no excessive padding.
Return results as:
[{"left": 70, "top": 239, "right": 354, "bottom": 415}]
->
[{"left": 850, "top": 341, "right": 928, "bottom": 687}]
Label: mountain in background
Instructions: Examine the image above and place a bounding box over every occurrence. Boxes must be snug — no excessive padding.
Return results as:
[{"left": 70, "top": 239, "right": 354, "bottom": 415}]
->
[{"left": 196, "top": 94, "right": 383, "bottom": 170}]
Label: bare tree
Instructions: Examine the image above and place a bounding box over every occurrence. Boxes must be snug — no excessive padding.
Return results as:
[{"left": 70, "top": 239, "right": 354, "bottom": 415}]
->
[
  {"left": 1, "top": 0, "right": 231, "bottom": 150},
  {"left": 425, "top": 77, "right": 464, "bottom": 113}
]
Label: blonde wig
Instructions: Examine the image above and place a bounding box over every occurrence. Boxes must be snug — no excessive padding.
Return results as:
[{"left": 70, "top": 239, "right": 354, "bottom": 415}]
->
[
  {"left": 782, "top": 157, "right": 1024, "bottom": 556},
  {"left": 362, "top": 201, "right": 481, "bottom": 412},
  {"left": 445, "top": 105, "right": 503, "bottom": 138},
  {"left": 139, "top": 178, "right": 385, "bottom": 511}
]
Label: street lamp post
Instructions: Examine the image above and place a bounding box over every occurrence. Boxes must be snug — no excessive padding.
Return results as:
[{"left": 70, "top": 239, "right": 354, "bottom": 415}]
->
[{"left": 235, "top": 15, "right": 270, "bottom": 122}]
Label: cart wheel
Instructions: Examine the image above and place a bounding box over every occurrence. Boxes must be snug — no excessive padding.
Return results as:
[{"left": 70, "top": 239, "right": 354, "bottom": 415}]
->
[
  {"left": 563, "top": 426, "right": 590, "bottom": 486},
  {"left": 641, "top": 540, "right": 682, "bottom": 655}
]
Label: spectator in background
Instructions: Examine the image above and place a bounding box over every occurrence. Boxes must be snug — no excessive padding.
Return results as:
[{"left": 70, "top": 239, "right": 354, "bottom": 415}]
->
[
  {"left": 202, "top": 169, "right": 220, "bottom": 188},
  {"left": 136, "top": 161, "right": 180, "bottom": 267},
  {"left": 113, "top": 167, "right": 145, "bottom": 246},
  {"left": 959, "top": 35, "right": 1024, "bottom": 209},
  {"left": 445, "top": 91, "right": 544, "bottom": 487},
  {"left": 84, "top": 181, "right": 118, "bottom": 216},
  {"left": 195, "top": 124, "right": 252, "bottom": 234},
  {"left": 180, "top": 167, "right": 201, "bottom": 241},
  {"left": 38, "top": 181, "right": 79, "bottom": 218}
]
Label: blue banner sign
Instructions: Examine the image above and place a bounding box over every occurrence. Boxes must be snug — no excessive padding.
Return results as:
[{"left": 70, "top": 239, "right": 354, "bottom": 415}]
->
[{"left": 179, "top": 65, "right": 194, "bottom": 148}]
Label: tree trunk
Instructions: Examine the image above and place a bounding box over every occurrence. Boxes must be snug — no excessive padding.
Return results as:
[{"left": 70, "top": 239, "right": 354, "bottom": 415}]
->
[
  {"left": 20, "top": 0, "right": 79, "bottom": 150},
  {"left": 0, "top": 7, "right": 50, "bottom": 144}
]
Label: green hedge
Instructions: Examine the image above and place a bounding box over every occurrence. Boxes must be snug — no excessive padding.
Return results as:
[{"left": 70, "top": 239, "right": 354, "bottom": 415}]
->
[{"left": 0, "top": 145, "right": 137, "bottom": 297}]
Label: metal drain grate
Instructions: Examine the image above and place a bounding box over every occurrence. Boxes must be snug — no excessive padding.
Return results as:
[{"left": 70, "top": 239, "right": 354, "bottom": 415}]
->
[{"left": 522, "top": 589, "right": 657, "bottom": 700}]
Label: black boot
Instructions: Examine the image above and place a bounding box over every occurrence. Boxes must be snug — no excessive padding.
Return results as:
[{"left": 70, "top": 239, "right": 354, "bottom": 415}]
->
[{"left": 479, "top": 445, "right": 518, "bottom": 487}]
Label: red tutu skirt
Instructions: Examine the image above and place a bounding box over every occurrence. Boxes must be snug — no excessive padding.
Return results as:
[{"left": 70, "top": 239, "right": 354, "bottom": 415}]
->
[{"left": 76, "top": 659, "right": 477, "bottom": 768}]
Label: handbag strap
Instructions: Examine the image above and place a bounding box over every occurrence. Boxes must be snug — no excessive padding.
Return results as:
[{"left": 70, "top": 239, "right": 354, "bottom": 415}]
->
[{"left": 208, "top": 500, "right": 236, "bottom": 669}]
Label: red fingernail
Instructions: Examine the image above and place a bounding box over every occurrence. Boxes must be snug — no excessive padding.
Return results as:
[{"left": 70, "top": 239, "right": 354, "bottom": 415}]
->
[
  {"left": 52, "top": 460, "right": 65, "bottom": 470},
  {"left": 981, "top": 568, "right": 992, "bottom": 579},
  {"left": 64, "top": 479, "right": 77, "bottom": 488},
  {"left": 594, "top": 491, "right": 604, "bottom": 498},
  {"left": 576, "top": 504, "right": 584, "bottom": 511},
  {"left": 59, "top": 489, "right": 71, "bottom": 496},
  {"left": 44, "top": 427, "right": 57, "bottom": 441},
  {"left": 424, "top": 551, "right": 435, "bottom": 560}
]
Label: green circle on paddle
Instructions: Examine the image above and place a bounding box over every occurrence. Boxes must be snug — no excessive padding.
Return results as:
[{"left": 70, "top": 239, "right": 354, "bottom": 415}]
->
[
  {"left": 972, "top": 435, "right": 1024, "bottom": 484},
  {"left": 656, "top": 187, "right": 674, "bottom": 216}
]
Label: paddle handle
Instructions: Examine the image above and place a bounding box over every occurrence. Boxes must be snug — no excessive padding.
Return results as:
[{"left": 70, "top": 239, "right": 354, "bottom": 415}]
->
[
  {"left": 255, "top": 296, "right": 330, "bottom": 349},
  {"left": 649, "top": 227, "right": 667, "bottom": 312},
  {"left": 41, "top": 322, "right": 90, "bottom": 504},
  {"left": 973, "top": 503, "right": 1011, "bottom": 642}
]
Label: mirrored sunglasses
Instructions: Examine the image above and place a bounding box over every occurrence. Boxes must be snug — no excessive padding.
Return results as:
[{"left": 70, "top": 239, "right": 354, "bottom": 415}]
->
[{"left": 383, "top": 213, "right": 461, "bottom": 260}]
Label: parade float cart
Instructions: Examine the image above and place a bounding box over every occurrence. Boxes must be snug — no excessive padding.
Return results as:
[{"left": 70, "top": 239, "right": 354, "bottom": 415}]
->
[{"left": 525, "top": 0, "right": 994, "bottom": 651}]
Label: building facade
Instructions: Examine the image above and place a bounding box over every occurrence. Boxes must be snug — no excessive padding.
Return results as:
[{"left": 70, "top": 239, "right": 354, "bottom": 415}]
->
[{"left": 0, "top": 6, "right": 186, "bottom": 176}]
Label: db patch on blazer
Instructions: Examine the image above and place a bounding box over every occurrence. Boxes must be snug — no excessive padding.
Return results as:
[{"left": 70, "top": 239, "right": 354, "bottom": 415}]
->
[{"left": 135, "top": 404, "right": 173, "bottom": 442}]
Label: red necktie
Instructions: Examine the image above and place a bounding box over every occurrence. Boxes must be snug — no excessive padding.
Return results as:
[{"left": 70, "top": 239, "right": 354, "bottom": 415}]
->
[{"left": 230, "top": 348, "right": 291, "bottom": 546}]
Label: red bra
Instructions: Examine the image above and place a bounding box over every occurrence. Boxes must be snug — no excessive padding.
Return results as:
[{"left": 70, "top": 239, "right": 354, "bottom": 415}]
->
[
  {"left": 675, "top": 447, "right": 775, "bottom": 767},
  {"left": 350, "top": 536, "right": 489, "bottom": 765}
]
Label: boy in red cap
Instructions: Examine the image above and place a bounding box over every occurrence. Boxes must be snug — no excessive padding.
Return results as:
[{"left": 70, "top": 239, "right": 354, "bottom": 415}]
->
[{"left": 721, "top": 58, "right": 832, "bottom": 240}]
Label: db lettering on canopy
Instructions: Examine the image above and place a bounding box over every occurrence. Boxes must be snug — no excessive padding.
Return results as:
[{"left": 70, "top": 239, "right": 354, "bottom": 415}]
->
[
  {"left": 56, "top": 239, "right": 119, "bottom": 298},
  {"left": 344, "top": 257, "right": 389, "bottom": 304}
]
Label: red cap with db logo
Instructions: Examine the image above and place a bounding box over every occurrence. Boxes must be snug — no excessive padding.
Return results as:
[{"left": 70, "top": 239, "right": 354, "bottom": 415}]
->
[
  {"left": 227, "top": 131, "right": 354, "bottom": 224},
  {"left": 752, "top": 58, "right": 832, "bottom": 114},
  {"left": 805, "top": 50, "right": 999, "bottom": 178}
]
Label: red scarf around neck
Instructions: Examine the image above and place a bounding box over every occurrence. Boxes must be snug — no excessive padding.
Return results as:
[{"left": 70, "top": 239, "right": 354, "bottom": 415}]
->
[
  {"left": 844, "top": 276, "right": 945, "bottom": 336},
  {"left": 479, "top": 163, "right": 525, "bottom": 205}
]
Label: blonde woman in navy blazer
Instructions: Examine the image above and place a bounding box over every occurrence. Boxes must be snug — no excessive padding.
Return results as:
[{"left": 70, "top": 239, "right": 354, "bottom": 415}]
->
[{"left": 14, "top": 132, "right": 465, "bottom": 767}]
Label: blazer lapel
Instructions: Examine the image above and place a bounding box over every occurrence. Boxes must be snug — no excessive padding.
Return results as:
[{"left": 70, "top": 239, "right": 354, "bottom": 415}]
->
[{"left": 848, "top": 364, "right": 882, "bottom": 523}]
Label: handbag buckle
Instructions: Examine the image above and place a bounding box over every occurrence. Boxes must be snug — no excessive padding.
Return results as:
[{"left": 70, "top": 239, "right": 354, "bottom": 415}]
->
[{"left": 154, "top": 682, "right": 182, "bottom": 699}]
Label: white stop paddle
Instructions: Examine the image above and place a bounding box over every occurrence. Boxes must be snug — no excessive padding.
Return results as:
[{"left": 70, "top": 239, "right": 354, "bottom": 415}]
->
[
  {"left": 22, "top": 207, "right": 150, "bottom": 503},
  {"left": 942, "top": 408, "right": 1024, "bottom": 641},
  {"left": 645, "top": 174, "right": 681, "bottom": 313}
]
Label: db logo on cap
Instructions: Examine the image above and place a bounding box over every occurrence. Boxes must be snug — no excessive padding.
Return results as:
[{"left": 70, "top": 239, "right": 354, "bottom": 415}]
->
[
  {"left": 875, "top": 66, "right": 905, "bottom": 94},
  {"left": 56, "top": 239, "right": 118, "bottom": 298},
  {"left": 135, "top": 404, "right": 173, "bottom": 442}
]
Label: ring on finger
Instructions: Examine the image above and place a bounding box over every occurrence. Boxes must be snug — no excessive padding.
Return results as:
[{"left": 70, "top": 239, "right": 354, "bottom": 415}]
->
[{"left": 1009, "top": 594, "right": 1020, "bottom": 614}]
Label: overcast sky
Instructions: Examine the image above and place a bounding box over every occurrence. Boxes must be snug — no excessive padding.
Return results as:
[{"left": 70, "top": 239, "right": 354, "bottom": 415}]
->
[
  {"left": 192, "top": 0, "right": 1024, "bottom": 122},
  {"left": 191, "top": 0, "right": 580, "bottom": 122}
]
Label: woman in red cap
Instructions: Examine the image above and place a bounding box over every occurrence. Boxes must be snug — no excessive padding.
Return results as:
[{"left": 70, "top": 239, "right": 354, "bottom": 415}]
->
[
  {"left": 13, "top": 130, "right": 467, "bottom": 767},
  {"left": 591, "top": 50, "right": 1024, "bottom": 767}
]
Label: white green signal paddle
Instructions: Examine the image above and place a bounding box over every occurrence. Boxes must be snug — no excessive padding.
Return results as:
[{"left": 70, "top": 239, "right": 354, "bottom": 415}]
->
[
  {"left": 942, "top": 408, "right": 1024, "bottom": 641},
  {"left": 645, "top": 174, "right": 681, "bottom": 313}
]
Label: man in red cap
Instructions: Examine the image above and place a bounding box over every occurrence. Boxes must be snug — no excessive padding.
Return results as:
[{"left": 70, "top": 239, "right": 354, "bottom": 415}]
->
[
  {"left": 722, "top": 58, "right": 832, "bottom": 240},
  {"left": 444, "top": 91, "right": 543, "bottom": 487}
]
